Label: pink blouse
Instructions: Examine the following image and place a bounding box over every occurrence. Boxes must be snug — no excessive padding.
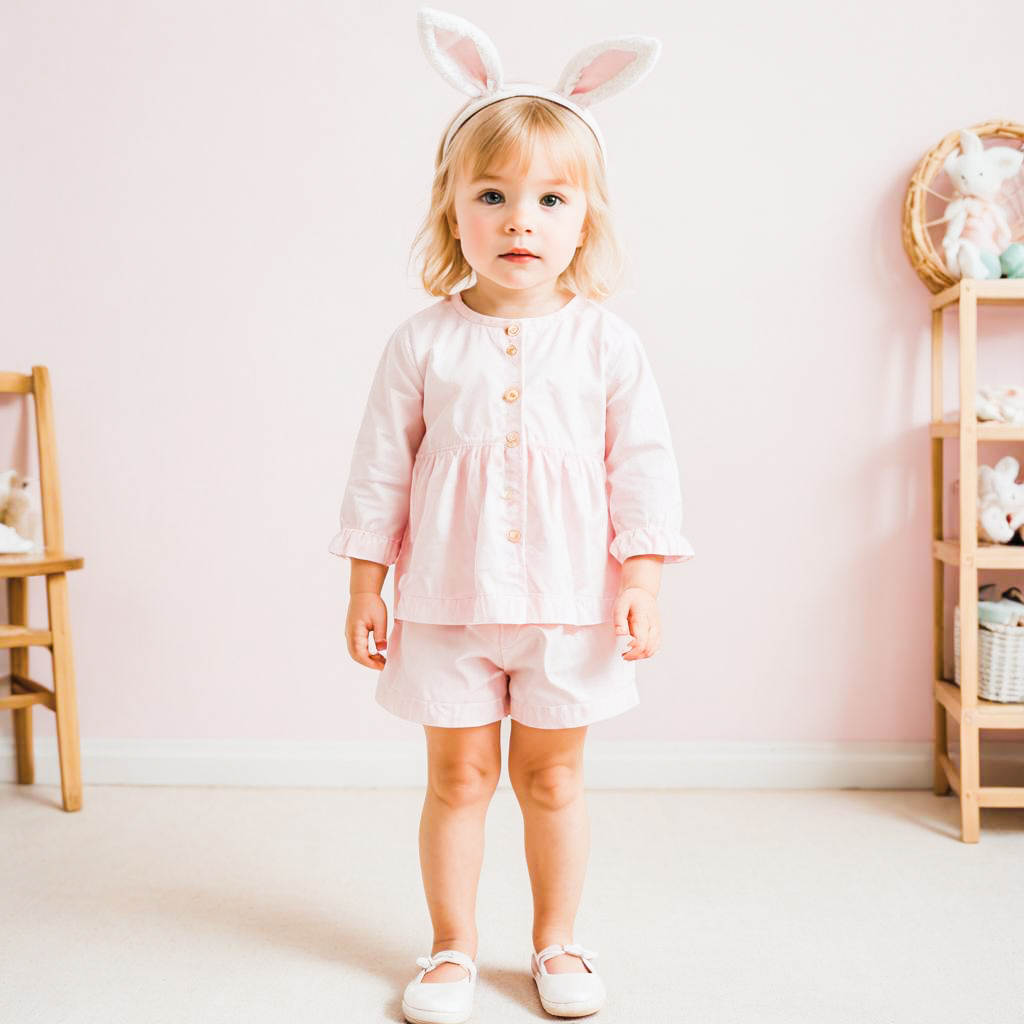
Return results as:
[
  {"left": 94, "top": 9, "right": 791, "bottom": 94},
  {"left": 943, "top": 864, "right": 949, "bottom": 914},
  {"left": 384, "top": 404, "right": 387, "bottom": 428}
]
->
[{"left": 328, "top": 290, "right": 694, "bottom": 624}]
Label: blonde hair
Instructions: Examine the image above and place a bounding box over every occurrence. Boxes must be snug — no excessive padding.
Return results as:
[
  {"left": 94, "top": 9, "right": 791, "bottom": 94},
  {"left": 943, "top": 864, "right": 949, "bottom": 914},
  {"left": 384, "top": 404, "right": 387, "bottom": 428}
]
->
[{"left": 409, "top": 96, "right": 630, "bottom": 301}]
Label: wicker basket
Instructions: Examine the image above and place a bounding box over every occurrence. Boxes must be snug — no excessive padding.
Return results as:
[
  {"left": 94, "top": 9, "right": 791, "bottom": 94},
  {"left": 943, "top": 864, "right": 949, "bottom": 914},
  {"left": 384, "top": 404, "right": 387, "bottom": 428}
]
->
[
  {"left": 902, "top": 120, "right": 1024, "bottom": 293},
  {"left": 953, "top": 605, "right": 1024, "bottom": 702}
]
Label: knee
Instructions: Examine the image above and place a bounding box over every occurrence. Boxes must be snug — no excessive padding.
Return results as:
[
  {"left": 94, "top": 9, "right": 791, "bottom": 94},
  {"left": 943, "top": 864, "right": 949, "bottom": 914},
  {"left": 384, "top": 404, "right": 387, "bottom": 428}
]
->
[
  {"left": 512, "top": 763, "right": 582, "bottom": 811},
  {"left": 429, "top": 761, "right": 500, "bottom": 809}
]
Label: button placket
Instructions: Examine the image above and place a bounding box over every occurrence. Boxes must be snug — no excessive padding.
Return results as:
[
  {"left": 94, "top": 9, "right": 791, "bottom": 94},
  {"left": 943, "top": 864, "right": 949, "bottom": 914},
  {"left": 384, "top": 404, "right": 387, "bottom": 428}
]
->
[{"left": 502, "top": 323, "right": 524, "bottom": 562}]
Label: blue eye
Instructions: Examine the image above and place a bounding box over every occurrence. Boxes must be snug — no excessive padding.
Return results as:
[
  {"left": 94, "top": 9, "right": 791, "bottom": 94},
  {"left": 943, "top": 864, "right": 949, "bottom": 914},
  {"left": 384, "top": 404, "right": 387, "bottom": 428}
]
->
[{"left": 478, "top": 191, "right": 565, "bottom": 207}]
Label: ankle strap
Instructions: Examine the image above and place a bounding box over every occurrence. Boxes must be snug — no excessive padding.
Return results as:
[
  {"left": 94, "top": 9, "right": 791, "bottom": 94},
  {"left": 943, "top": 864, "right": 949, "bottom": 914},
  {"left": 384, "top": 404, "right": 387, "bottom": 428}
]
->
[
  {"left": 536, "top": 943, "right": 599, "bottom": 966},
  {"left": 416, "top": 949, "right": 477, "bottom": 980}
]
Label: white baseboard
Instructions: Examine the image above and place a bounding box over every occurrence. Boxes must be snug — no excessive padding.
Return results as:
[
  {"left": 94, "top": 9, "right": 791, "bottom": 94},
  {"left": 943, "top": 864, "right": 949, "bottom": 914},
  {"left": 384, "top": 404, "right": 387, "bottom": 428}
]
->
[{"left": 0, "top": 734, "right": 978, "bottom": 789}]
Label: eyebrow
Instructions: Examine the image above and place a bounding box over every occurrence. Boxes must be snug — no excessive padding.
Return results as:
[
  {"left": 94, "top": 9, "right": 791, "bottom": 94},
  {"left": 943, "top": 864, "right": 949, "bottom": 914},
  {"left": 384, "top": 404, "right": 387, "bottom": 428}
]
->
[{"left": 470, "top": 175, "right": 576, "bottom": 187}]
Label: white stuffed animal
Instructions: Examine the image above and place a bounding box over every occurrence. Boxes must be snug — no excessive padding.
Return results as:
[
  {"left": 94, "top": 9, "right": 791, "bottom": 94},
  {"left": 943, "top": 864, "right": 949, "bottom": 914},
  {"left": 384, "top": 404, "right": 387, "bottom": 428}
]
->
[
  {"left": 0, "top": 469, "right": 43, "bottom": 553},
  {"left": 977, "top": 386, "right": 1024, "bottom": 424},
  {"left": 942, "top": 128, "right": 1024, "bottom": 280},
  {"left": 978, "top": 456, "right": 1024, "bottom": 543}
]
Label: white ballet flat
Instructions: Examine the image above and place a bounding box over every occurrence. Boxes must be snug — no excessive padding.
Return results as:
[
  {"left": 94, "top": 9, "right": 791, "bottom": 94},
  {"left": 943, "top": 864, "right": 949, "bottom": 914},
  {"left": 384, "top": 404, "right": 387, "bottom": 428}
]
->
[
  {"left": 531, "top": 943, "right": 606, "bottom": 1018},
  {"left": 401, "top": 949, "right": 477, "bottom": 1024}
]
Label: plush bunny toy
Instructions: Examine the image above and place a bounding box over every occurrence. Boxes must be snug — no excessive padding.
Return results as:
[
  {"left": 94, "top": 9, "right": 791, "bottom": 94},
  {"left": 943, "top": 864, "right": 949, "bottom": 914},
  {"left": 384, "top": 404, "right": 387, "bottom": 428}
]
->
[
  {"left": 978, "top": 456, "right": 1024, "bottom": 544},
  {"left": 417, "top": 7, "right": 661, "bottom": 169},
  {"left": 0, "top": 469, "right": 42, "bottom": 553},
  {"left": 977, "top": 386, "right": 1024, "bottom": 424},
  {"left": 942, "top": 128, "right": 1024, "bottom": 280}
]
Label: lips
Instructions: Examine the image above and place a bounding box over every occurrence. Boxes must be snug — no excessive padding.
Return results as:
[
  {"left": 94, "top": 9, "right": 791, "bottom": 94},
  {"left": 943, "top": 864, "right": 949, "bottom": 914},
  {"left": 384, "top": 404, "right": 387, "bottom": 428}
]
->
[{"left": 502, "top": 249, "right": 537, "bottom": 257}]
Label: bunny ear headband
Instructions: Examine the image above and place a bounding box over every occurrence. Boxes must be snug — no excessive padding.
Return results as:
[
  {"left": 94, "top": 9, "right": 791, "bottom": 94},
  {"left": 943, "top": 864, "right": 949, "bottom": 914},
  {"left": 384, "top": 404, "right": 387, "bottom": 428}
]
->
[{"left": 416, "top": 7, "right": 661, "bottom": 166}]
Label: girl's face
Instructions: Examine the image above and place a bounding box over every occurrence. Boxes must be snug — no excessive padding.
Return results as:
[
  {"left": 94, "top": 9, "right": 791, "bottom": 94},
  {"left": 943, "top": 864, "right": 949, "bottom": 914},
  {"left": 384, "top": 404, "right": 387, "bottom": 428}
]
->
[{"left": 451, "top": 145, "right": 588, "bottom": 296}]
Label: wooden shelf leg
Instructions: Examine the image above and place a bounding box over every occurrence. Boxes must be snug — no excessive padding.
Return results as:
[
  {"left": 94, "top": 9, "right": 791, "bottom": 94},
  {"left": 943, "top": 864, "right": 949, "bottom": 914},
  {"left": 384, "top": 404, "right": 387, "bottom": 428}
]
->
[
  {"left": 959, "top": 711, "right": 981, "bottom": 842},
  {"left": 46, "top": 572, "right": 82, "bottom": 812},
  {"left": 7, "top": 576, "right": 35, "bottom": 785},
  {"left": 956, "top": 282, "right": 980, "bottom": 843},
  {"left": 931, "top": 424, "right": 948, "bottom": 795},
  {"left": 933, "top": 700, "right": 951, "bottom": 796}
]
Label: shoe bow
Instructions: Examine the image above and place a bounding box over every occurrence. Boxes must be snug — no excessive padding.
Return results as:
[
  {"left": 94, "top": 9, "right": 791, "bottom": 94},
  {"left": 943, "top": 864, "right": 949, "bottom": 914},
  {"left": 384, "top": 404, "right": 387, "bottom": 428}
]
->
[
  {"left": 537, "top": 942, "right": 599, "bottom": 966},
  {"left": 416, "top": 950, "right": 473, "bottom": 971},
  {"left": 563, "top": 944, "right": 598, "bottom": 960}
]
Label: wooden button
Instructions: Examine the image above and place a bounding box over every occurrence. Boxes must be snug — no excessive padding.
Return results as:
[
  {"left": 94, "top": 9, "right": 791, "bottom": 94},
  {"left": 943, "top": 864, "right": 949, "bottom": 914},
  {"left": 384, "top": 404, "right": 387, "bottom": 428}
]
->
[
  {"left": 505, "top": 431, "right": 519, "bottom": 445},
  {"left": 505, "top": 324, "right": 521, "bottom": 337},
  {"left": 506, "top": 344, "right": 518, "bottom": 356},
  {"left": 503, "top": 388, "right": 519, "bottom": 402},
  {"left": 507, "top": 529, "right": 521, "bottom": 542},
  {"left": 502, "top": 488, "right": 516, "bottom": 500}
]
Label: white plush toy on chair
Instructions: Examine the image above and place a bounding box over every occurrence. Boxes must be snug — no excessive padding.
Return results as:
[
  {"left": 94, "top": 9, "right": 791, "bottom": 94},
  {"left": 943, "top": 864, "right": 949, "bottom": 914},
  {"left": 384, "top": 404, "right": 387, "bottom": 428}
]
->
[{"left": 0, "top": 469, "right": 42, "bottom": 553}]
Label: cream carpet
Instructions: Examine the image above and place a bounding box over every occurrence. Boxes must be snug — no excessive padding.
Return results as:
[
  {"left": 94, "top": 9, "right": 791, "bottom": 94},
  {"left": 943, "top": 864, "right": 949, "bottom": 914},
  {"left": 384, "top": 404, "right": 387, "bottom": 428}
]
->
[{"left": 3, "top": 783, "right": 1022, "bottom": 1023}]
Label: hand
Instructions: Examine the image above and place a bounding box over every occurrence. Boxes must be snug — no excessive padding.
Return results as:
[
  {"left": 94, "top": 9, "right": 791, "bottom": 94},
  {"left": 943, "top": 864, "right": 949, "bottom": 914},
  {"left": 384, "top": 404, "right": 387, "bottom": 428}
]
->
[
  {"left": 346, "top": 592, "right": 389, "bottom": 670},
  {"left": 612, "top": 587, "right": 661, "bottom": 660}
]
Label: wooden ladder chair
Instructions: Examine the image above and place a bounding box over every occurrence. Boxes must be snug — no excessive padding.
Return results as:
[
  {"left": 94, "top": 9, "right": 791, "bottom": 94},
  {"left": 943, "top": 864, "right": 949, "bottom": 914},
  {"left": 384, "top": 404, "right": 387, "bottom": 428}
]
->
[{"left": 0, "top": 366, "right": 84, "bottom": 811}]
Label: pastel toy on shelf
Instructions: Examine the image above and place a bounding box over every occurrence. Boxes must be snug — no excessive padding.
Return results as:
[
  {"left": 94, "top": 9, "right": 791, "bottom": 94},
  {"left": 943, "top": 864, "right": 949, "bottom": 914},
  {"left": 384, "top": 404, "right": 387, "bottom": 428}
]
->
[
  {"left": 941, "top": 128, "right": 1024, "bottom": 281},
  {"left": 0, "top": 468, "right": 44, "bottom": 553},
  {"left": 976, "top": 385, "right": 1024, "bottom": 424},
  {"left": 978, "top": 584, "right": 1024, "bottom": 625},
  {"left": 977, "top": 456, "right": 1024, "bottom": 544}
]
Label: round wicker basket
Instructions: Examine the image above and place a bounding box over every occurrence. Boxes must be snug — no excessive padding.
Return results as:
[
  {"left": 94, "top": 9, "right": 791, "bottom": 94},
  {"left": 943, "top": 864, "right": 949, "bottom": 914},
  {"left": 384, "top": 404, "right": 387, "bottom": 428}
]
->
[{"left": 902, "top": 120, "right": 1024, "bottom": 293}]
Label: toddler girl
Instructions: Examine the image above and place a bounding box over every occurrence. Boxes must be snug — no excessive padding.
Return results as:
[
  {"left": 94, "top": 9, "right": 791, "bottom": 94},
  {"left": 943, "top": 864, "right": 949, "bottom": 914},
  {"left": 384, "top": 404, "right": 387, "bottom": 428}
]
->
[{"left": 328, "top": 9, "right": 694, "bottom": 1022}]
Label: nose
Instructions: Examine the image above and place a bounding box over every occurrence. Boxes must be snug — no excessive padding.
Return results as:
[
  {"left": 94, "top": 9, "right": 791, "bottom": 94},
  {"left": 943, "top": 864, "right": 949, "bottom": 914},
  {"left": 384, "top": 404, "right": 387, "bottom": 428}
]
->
[{"left": 504, "top": 198, "right": 534, "bottom": 234}]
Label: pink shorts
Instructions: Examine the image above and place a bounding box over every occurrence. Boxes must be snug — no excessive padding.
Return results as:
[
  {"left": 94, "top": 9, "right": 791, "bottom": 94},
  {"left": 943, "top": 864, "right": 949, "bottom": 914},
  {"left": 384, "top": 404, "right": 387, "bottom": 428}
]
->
[{"left": 375, "top": 620, "right": 639, "bottom": 730}]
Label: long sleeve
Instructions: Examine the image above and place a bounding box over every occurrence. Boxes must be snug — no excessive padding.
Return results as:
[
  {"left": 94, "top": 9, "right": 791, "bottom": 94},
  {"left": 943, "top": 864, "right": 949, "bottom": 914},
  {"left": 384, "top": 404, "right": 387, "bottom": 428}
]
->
[
  {"left": 328, "top": 327, "right": 426, "bottom": 565},
  {"left": 604, "top": 327, "right": 695, "bottom": 566}
]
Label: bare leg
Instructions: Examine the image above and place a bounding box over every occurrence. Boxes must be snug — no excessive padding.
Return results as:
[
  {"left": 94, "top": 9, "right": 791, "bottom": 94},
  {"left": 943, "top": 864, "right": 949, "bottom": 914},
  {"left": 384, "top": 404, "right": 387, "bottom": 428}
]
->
[
  {"left": 508, "top": 721, "right": 591, "bottom": 975},
  {"left": 417, "top": 722, "right": 502, "bottom": 982}
]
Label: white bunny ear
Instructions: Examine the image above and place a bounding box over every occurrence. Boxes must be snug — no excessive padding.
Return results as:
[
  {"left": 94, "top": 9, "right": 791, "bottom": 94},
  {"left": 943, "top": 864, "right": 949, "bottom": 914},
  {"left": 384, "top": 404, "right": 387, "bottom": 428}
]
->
[
  {"left": 959, "top": 128, "right": 983, "bottom": 156},
  {"left": 555, "top": 36, "right": 661, "bottom": 108},
  {"left": 417, "top": 8, "right": 504, "bottom": 98}
]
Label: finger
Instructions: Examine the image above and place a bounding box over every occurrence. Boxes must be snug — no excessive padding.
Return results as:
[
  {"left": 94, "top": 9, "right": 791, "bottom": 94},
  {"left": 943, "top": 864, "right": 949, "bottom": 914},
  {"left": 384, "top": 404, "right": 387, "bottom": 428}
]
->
[
  {"left": 351, "top": 623, "right": 385, "bottom": 670},
  {"left": 624, "top": 619, "right": 653, "bottom": 659},
  {"left": 367, "top": 633, "right": 387, "bottom": 667},
  {"left": 629, "top": 616, "right": 650, "bottom": 645},
  {"left": 613, "top": 599, "right": 629, "bottom": 636},
  {"left": 353, "top": 625, "right": 371, "bottom": 667},
  {"left": 623, "top": 635, "right": 647, "bottom": 659},
  {"left": 371, "top": 605, "right": 388, "bottom": 651},
  {"left": 642, "top": 623, "right": 660, "bottom": 657}
]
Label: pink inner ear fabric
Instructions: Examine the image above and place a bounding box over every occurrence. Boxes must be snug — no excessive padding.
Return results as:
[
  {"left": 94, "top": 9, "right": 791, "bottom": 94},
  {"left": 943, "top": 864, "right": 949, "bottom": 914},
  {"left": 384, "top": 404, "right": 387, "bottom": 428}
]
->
[
  {"left": 570, "top": 49, "right": 636, "bottom": 95},
  {"left": 437, "top": 28, "right": 488, "bottom": 87}
]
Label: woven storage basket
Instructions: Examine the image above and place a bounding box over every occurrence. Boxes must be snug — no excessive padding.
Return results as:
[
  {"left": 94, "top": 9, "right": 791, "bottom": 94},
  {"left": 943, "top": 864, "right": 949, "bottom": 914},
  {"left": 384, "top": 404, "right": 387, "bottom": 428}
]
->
[
  {"left": 902, "top": 120, "right": 1024, "bottom": 293},
  {"left": 953, "top": 605, "right": 1024, "bottom": 702}
]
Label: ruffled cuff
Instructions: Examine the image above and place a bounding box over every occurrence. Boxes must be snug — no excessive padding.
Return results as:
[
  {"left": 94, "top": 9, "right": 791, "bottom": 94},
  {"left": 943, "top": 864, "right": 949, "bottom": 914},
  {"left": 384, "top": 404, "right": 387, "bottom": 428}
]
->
[
  {"left": 609, "top": 527, "right": 695, "bottom": 566},
  {"left": 327, "top": 527, "right": 403, "bottom": 565}
]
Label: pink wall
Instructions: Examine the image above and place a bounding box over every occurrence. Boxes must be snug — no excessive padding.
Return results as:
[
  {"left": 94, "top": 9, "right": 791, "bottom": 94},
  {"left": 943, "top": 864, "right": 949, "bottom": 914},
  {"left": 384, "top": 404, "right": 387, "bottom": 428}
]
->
[{"left": 4, "top": 0, "right": 1024, "bottom": 745}]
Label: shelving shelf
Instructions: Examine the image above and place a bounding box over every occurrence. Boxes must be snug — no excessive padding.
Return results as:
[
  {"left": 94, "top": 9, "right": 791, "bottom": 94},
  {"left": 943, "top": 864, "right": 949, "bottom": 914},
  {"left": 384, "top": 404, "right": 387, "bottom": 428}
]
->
[
  {"left": 933, "top": 540, "right": 1024, "bottom": 569},
  {"left": 930, "top": 422, "right": 1024, "bottom": 440},
  {"left": 930, "top": 278, "right": 1024, "bottom": 842}
]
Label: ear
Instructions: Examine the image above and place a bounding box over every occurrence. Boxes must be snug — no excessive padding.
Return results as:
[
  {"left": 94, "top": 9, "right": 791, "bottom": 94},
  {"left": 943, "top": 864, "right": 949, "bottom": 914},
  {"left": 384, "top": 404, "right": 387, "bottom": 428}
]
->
[
  {"left": 417, "top": 7, "right": 504, "bottom": 98},
  {"left": 996, "top": 455, "right": 1020, "bottom": 480},
  {"left": 555, "top": 36, "right": 661, "bottom": 109},
  {"left": 958, "top": 128, "right": 983, "bottom": 157},
  {"left": 985, "top": 146, "right": 1024, "bottom": 182}
]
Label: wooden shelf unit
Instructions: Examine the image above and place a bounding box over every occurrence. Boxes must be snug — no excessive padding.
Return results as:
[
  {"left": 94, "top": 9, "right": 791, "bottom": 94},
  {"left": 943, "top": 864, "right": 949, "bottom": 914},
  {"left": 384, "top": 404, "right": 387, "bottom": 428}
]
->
[{"left": 931, "top": 278, "right": 1024, "bottom": 842}]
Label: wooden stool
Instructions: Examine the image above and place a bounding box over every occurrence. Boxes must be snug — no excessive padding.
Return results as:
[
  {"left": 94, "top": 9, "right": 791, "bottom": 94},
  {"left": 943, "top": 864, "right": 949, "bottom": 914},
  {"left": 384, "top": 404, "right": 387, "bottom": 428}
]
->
[{"left": 1, "top": 366, "right": 84, "bottom": 811}]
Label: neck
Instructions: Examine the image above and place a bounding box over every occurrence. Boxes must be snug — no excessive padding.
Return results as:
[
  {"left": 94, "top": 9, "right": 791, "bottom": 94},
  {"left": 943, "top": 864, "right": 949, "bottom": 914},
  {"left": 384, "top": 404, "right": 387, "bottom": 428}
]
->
[{"left": 460, "top": 280, "right": 575, "bottom": 319}]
